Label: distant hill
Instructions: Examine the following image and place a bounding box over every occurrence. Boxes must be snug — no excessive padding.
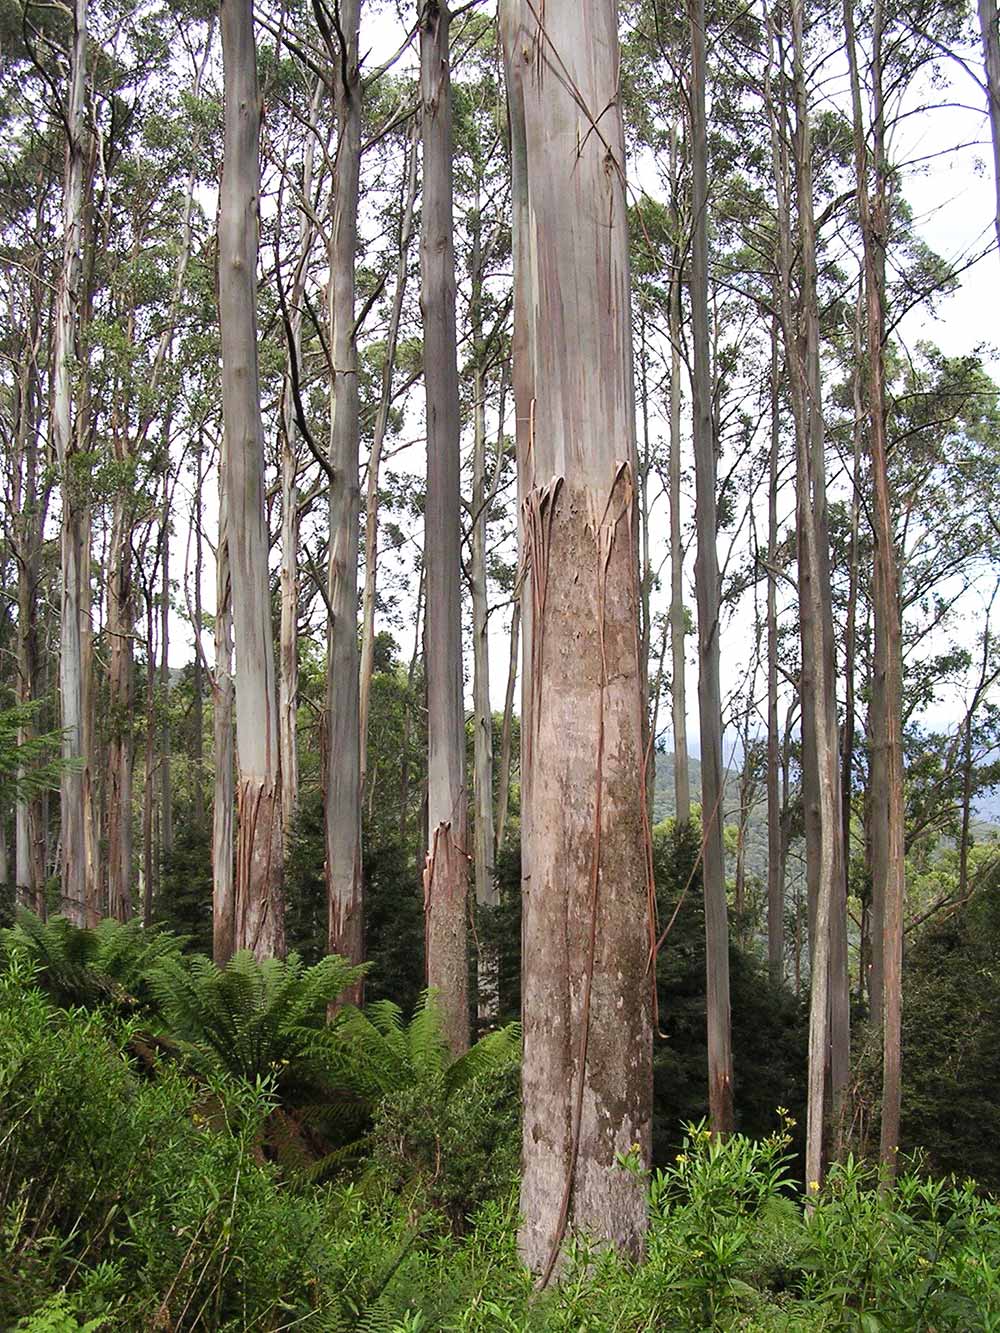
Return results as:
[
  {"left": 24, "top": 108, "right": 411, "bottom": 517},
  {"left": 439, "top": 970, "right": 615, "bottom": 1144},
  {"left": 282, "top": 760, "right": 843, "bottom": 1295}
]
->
[{"left": 653, "top": 753, "right": 770, "bottom": 886}]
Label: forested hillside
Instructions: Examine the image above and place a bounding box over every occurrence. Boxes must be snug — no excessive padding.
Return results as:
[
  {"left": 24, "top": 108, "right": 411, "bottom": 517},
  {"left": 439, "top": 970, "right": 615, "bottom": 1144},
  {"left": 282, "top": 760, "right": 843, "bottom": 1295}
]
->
[{"left": 4, "top": 0, "right": 1000, "bottom": 1325}]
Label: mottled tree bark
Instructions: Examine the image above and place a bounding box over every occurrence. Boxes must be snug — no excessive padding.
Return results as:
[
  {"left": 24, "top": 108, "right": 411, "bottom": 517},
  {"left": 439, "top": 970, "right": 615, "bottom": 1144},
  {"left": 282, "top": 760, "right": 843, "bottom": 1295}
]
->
[
  {"left": 324, "top": 0, "right": 363, "bottom": 997},
  {"left": 421, "top": 0, "right": 469, "bottom": 1056},
  {"left": 219, "top": 0, "right": 284, "bottom": 957},
  {"left": 502, "top": 0, "right": 653, "bottom": 1273}
]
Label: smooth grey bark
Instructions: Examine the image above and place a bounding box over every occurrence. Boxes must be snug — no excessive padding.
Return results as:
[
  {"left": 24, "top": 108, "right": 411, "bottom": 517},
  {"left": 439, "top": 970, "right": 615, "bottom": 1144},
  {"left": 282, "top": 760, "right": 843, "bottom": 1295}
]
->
[
  {"left": 325, "top": 0, "right": 364, "bottom": 998},
  {"left": 219, "top": 0, "right": 284, "bottom": 957},
  {"left": 844, "top": 0, "right": 904, "bottom": 1176},
  {"left": 502, "top": 0, "right": 653, "bottom": 1274},
  {"left": 54, "top": 0, "right": 91, "bottom": 925},
  {"left": 213, "top": 466, "right": 236, "bottom": 963},
  {"left": 788, "top": 0, "right": 849, "bottom": 1182},
  {"left": 689, "top": 0, "right": 734, "bottom": 1136},
  {"left": 360, "top": 125, "right": 418, "bottom": 796},
  {"left": 421, "top": 0, "right": 469, "bottom": 1056}
]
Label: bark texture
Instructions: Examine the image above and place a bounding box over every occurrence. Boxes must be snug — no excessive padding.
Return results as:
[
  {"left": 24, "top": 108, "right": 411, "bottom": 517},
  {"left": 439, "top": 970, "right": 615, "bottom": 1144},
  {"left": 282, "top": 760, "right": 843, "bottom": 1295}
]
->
[
  {"left": 325, "top": 0, "right": 364, "bottom": 997},
  {"left": 421, "top": 0, "right": 469, "bottom": 1056},
  {"left": 219, "top": 0, "right": 284, "bottom": 958},
  {"left": 502, "top": 0, "right": 653, "bottom": 1273}
]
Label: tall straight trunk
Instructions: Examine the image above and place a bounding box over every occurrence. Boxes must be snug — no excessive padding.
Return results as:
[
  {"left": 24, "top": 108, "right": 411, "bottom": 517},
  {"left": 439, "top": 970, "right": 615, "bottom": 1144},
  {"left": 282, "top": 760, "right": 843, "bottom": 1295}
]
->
[
  {"left": 325, "top": 0, "right": 363, "bottom": 994},
  {"left": 54, "top": 0, "right": 90, "bottom": 925},
  {"left": 213, "top": 468, "right": 236, "bottom": 962},
  {"left": 469, "top": 205, "right": 499, "bottom": 1023},
  {"left": 842, "top": 286, "right": 864, "bottom": 931},
  {"left": 689, "top": 0, "right": 734, "bottom": 1135},
  {"left": 106, "top": 478, "right": 134, "bottom": 921},
  {"left": 494, "top": 599, "right": 519, "bottom": 857},
  {"left": 14, "top": 301, "right": 46, "bottom": 916},
  {"left": 668, "top": 200, "right": 690, "bottom": 823},
  {"left": 219, "top": 0, "right": 284, "bottom": 957},
  {"left": 978, "top": 0, "right": 1000, "bottom": 256},
  {"left": 790, "top": 0, "right": 849, "bottom": 1179},
  {"left": 142, "top": 589, "right": 156, "bottom": 926},
  {"left": 159, "top": 454, "right": 173, "bottom": 859},
  {"left": 844, "top": 0, "right": 903, "bottom": 1175},
  {"left": 278, "top": 82, "right": 321, "bottom": 844},
  {"left": 766, "top": 312, "right": 783, "bottom": 985},
  {"left": 191, "top": 439, "right": 206, "bottom": 828},
  {"left": 360, "top": 127, "right": 418, "bottom": 794},
  {"left": 502, "top": 0, "right": 653, "bottom": 1273},
  {"left": 398, "top": 562, "right": 425, "bottom": 847},
  {"left": 421, "top": 0, "right": 469, "bottom": 1056}
]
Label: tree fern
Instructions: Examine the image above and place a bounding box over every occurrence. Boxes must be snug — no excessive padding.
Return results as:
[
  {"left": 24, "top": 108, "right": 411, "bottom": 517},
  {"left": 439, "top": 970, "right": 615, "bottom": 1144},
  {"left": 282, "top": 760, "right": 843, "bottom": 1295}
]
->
[
  {"left": 147, "top": 949, "right": 366, "bottom": 1088},
  {"left": 0, "top": 911, "right": 184, "bottom": 1011}
]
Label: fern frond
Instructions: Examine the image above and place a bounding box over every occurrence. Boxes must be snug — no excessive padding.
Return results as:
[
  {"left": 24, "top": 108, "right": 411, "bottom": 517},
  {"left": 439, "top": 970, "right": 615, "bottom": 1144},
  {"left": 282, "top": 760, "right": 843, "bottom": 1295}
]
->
[{"left": 444, "top": 1023, "right": 521, "bottom": 1097}]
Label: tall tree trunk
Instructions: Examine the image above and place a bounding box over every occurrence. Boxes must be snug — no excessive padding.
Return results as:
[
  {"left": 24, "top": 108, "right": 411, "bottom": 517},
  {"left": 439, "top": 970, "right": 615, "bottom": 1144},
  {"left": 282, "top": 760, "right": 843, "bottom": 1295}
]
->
[
  {"left": 494, "top": 599, "right": 519, "bottom": 858},
  {"left": 689, "top": 0, "right": 734, "bottom": 1136},
  {"left": 219, "top": 0, "right": 284, "bottom": 957},
  {"left": 106, "top": 481, "right": 134, "bottom": 921},
  {"left": 54, "top": 0, "right": 91, "bottom": 925},
  {"left": 792, "top": 0, "right": 849, "bottom": 1179},
  {"left": 325, "top": 0, "right": 363, "bottom": 994},
  {"left": 668, "top": 215, "right": 690, "bottom": 823},
  {"left": 142, "top": 588, "right": 156, "bottom": 927},
  {"left": 192, "top": 438, "right": 206, "bottom": 829},
  {"left": 469, "top": 204, "right": 499, "bottom": 1024},
  {"left": 213, "top": 468, "right": 236, "bottom": 963},
  {"left": 502, "top": 0, "right": 653, "bottom": 1274},
  {"left": 421, "top": 0, "right": 469, "bottom": 1056},
  {"left": 766, "top": 312, "right": 784, "bottom": 985},
  {"left": 360, "top": 126, "right": 419, "bottom": 796},
  {"left": 978, "top": 0, "right": 1000, "bottom": 256},
  {"left": 159, "top": 452, "right": 173, "bottom": 860},
  {"left": 278, "top": 82, "right": 321, "bottom": 845},
  {"left": 844, "top": 0, "right": 904, "bottom": 1176}
]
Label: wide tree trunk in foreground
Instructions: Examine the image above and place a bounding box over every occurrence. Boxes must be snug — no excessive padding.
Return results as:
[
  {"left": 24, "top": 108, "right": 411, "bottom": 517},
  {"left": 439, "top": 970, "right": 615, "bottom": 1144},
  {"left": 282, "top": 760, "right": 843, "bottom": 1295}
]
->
[
  {"left": 219, "top": 0, "right": 284, "bottom": 957},
  {"left": 325, "top": 0, "right": 364, "bottom": 999},
  {"left": 421, "top": 0, "right": 469, "bottom": 1056},
  {"left": 502, "top": 0, "right": 653, "bottom": 1275}
]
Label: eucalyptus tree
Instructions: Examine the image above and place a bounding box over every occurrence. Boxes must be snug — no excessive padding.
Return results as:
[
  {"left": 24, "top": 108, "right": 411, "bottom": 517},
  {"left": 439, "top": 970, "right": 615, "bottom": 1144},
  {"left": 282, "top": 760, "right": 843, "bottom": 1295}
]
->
[
  {"left": 502, "top": 0, "right": 653, "bottom": 1274},
  {"left": 219, "top": 0, "right": 285, "bottom": 957},
  {"left": 323, "top": 0, "right": 364, "bottom": 999},
  {"left": 421, "top": 0, "right": 469, "bottom": 1055},
  {"left": 51, "top": 0, "right": 94, "bottom": 925}
]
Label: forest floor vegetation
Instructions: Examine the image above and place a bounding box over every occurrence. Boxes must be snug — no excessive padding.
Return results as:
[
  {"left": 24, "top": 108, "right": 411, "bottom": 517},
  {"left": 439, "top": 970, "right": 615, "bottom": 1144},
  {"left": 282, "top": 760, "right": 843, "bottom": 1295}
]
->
[{"left": 2, "top": 917, "right": 999, "bottom": 1331}]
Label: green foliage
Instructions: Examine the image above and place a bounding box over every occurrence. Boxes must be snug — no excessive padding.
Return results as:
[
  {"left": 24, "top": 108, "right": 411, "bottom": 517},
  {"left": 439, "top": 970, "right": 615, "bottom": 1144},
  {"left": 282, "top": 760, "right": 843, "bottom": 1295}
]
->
[
  {"left": 0, "top": 702, "right": 70, "bottom": 803},
  {"left": 2, "top": 948, "right": 999, "bottom": 1333},
  {"left": 148, "top": 947, "right": 365, "bottom": 1090},
  {"left": 0, "top": 910, "right": 185, "bottom": 1012}
]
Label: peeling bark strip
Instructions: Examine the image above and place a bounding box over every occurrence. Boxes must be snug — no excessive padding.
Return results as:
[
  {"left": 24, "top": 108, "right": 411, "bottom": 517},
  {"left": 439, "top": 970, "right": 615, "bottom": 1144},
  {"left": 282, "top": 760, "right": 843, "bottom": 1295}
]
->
[{"left": 502, "top": 0, "right": 653, "bottom": 1274}]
